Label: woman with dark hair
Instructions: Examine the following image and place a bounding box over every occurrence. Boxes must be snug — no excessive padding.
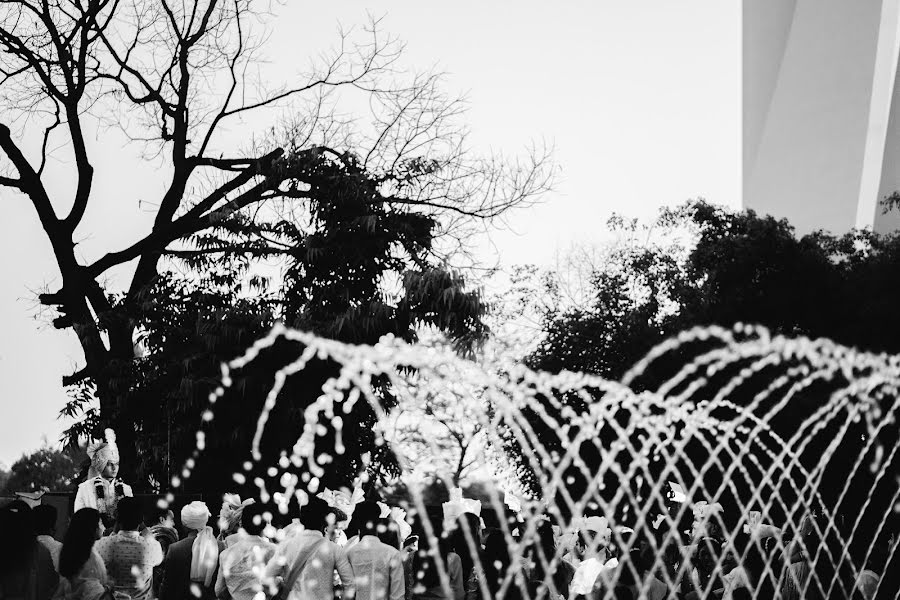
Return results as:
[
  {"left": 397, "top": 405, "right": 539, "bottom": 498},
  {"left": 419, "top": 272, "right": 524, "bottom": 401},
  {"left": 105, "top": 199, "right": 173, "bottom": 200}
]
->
[
  {"left": 56, "top": 508, "right": 110, "bottom": 600},
  {"left": 685, "top": 537, "right": 723, "bottom": 600},
  {"left": 481, "top": 530, "right": 508, "bottom": 599},
  {"left": 411, "top": 538, "right": 464, "bottom": 600},
  {"left": 482, "top": 530, "right": 530, "bottom": 600},
  {"left": 449, "top": 514, "right": 483, "bottom": 600},
  {"left": 0, "top": 501, "right": 59, "bottom": 600},
  {"left": 376, "top": 517, "right": 402, "bottom": 550},
  {"left": 526, "top": 519, "right": 572, "bottom": 600}
]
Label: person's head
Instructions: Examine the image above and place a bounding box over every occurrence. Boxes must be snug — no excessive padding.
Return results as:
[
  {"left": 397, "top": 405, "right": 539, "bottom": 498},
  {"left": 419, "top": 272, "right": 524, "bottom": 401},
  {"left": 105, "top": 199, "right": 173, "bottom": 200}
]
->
[
  {"left": 451, "top": 513, "right": 483, "bottom": 581},
  {"left": 706, "top": 520, "right": 724, "bottom": 542},
  {"left": 218, "top": 494, "right": 254, "bottom": 537},
  {"left": 33, "top": 504, "right": 58, "bottom": 536},
  {"left": 574, "top": 529, "right": 599, "bottom": 560},
  {"left": 87, "top": 429, "right": 120, "bottom": 480},
  {"left": 528, "top": 519, "right": 557, "bottom": 582},
  {"left": 5, "top": 499, "right": 33, "bottom": 518},
  {"left": 403, "top": 534, "right": 419, "bottom": 555},
  {"left": 240, "top": 502, "right": 267, "bottom": 537},
  {"left": 180, "top": 501, "right": 211, "bottom": 532},
  {"left": 483, "top": 530, "right": 510, "bottom": 565},
  {"left": 116, "top": 497, "right": 142, "bottom": 531},
  {"left": 5, "top": 500, "right": 36, "bottom": 538},
  {"left": 59, "top": 509, "right": 101, "bottom": 579},
  {"left": 353, "top": 502, "right": 382, "bottom": 538},
  {"left": 617, "top": 549, "right": 648, "bottom": 587},
  {"left": 101, "top": 460, "right": 119, "bottom": 479},
  {"left": 482, "top": 530, "right": 512, "bottom": 595},
  {"left": 150, "top": 505, "right": 175, "bottom": 528},
  {"left": 376, "top": 518, "right": 401, "bottom": 549},
  {"left": 695, "top": 537, "right": 721, "bottom": 576},
  {"left": 297, "top": 496, "right": 330, "bottom": 532},
  {"left": 0, "top": 502, "right": 36, "bottom": 573}
]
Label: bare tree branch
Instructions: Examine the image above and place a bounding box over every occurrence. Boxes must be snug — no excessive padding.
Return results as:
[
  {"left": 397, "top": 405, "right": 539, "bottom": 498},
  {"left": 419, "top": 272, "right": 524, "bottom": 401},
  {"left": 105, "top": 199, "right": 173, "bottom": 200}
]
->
[
  {"left": 0, "top": 122, "right": 57, "bottom": 228},
  {"left": 0, "top": 1, "right": 554, "bottom": 458}
]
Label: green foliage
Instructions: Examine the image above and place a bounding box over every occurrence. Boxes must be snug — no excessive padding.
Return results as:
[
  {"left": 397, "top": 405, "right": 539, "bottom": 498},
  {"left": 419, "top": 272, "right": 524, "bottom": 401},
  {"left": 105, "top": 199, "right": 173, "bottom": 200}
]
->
[
  {"left": 525, "top": 200, "right": 900, "bottom": 380},
  {"left": 503, "top": 200, "right": 900, "bottom": 550},
  {"left": 3, "top": 444, "right": 86, "bottom": 493},
  {"left": 62, "top": 150, "right": 490, "bottom": 508}
]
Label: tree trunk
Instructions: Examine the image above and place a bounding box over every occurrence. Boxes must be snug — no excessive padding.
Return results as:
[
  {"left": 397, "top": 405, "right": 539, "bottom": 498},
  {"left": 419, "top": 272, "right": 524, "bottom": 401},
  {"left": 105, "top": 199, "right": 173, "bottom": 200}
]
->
[
  {"left": 49, "top": 234, "right": 145, "bottom": 483},
  {"left": 101, "top": 317, "right": 142, "bottom": 484}
]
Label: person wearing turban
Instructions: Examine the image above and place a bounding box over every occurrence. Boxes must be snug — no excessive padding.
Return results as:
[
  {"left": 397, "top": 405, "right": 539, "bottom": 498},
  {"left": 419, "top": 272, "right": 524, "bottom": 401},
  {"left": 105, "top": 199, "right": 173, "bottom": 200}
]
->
[
  {"left": 217, "top": 494, "right": 255, "bottom": 547},
  {"left": 159, "top": 502, "right": 220, "bottom": 600},
  {"left": 561, "top": 516, "right": 617, "bottom": 598},
  {"left": 74, "top": 429, "right": 133, "bottom": 529}
]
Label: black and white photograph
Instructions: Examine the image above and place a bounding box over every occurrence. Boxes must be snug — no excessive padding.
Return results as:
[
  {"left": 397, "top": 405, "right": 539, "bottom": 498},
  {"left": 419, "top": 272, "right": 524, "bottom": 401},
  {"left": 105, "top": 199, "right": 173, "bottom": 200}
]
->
[{"left": 1, "top": 1, "right": 898, "bottom": 599}]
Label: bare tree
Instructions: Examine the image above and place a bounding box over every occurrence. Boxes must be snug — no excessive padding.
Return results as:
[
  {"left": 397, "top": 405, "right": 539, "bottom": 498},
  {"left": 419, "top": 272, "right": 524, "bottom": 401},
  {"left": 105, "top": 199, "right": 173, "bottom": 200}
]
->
[
  {"left": 388, "top": 387, "right": 485, "bottom": 487},
  {"left": 0, "top": 0, "right": 552, "bottom": 472}
]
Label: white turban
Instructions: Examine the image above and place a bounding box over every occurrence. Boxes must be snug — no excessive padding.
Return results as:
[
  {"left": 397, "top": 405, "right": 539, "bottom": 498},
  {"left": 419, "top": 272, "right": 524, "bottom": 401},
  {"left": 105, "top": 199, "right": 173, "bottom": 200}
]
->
[
  {"left": 742, "top": 510, "right": 782, "bottom": 540},
  {"left": 181, "top": 501, "right": 219, "bottom": 587},
  {"left": 691, "top": 501, "right": 724, "bottom": 539},
  {"left": 377, "top": 501, "right": 413, "bottom": 542},
  {"left": 218, "top": 493, "right": 255, "bottom": 534},
  {"left": 317, "top": 485, "right": 364, "bottom": 525},
  {"left": 560, "top": 515, "right": 612, "bottom": 553},
  {"left": 86, "top": 429, "right": 120, "bottom": 479},
  {"left": 181, "top": 501, "right": 211, "bottom": 530},
  {"left": 442, "top": 488, "right": 481, "bottom": 531}
]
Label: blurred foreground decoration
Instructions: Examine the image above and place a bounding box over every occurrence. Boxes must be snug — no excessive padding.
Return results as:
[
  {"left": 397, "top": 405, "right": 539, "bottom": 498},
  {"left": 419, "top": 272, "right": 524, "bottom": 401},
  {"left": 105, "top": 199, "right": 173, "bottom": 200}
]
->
[{"left": 175, "top": 324, "right": 900, "bottom": 599}]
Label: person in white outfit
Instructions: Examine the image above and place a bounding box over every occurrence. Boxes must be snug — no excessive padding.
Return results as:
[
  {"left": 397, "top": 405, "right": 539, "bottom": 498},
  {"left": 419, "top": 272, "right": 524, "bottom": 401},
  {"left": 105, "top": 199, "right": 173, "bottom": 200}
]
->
[
  {"left": 265, "top": 496, "right": 354, "bottom": 600},
  {"left": 73, "top": 429, "right": 133, "bottom": 531},
  {"left": 345, "top": 502, "right": 405, "bottom": 600},
  {"left": 215, "top": 503, "right": 276, "bottom": 600}
]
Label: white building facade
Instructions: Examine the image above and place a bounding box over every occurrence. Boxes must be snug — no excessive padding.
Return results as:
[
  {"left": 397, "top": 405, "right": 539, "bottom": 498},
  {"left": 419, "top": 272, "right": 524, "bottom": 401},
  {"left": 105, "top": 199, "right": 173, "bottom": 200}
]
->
[{"left": 743, "top": 0, "right": 900, "bottom": 234}]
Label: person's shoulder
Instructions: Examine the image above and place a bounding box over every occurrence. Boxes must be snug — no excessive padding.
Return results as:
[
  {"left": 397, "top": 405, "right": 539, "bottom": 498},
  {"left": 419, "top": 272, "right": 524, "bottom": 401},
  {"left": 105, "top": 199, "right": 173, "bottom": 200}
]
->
[
  {"left": 95, "top": 532, "right": 114, "bottom": 545},
  {"left": 376, "top": 540, "right": 402, "bottom": 556},
  {"left": 218, "top": 544, "right": 236, "bottom": 563},
  {"left": 386, "top": 545, "right": 404, "bottom": 563},
  {"left": 94, "top": 534, "right": 113, "bottom": 554},
  {"left": 167, "top": 536, "right": 195, "bottom": 556},
  {"left": 172, "top": 535, "right": 195, "bottom": 549}
]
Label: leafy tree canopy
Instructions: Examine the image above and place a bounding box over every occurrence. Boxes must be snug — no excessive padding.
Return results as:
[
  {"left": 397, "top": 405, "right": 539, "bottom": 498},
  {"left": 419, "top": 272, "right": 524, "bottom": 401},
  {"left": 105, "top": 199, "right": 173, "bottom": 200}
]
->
[
  {"left": 3, "top": 443, "right": 86, "bottom": 493},
  {"left": 501, "top": 201, "right": 900, "bottom": 556}
]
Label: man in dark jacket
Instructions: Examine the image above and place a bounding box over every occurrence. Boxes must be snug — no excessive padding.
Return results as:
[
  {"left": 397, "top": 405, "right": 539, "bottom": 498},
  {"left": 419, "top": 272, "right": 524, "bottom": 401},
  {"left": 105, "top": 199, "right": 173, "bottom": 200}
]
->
[
  {"left": 159, "top": 502, "right": 218, "bottom": 600},
  {"left": 149, "top": 505, "right": 179, "bottom": 596},
  {"left": 159, "top": 530, "right": 197, "bottom": 600}
]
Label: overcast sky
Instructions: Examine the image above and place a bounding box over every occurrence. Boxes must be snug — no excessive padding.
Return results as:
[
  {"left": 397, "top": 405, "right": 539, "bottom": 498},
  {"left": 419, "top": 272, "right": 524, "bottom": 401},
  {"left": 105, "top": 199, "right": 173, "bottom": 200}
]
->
[{"left": 0, "top": 1, "right": 740, "bottom": 467}]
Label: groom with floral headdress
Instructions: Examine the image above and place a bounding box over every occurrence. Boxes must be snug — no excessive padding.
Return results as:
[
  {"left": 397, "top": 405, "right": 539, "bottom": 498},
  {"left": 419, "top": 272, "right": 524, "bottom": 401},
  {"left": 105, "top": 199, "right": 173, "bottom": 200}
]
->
[{"left": 74, "top": 428, "right": 134, "bottom": 528}]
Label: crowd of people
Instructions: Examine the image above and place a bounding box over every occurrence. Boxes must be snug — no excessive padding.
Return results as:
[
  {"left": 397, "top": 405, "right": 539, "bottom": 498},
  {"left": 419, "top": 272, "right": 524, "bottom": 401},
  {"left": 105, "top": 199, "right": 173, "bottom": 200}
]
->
[
  {"left": 524, "top": 508, "right": 896, "bottom": 600},
  {"left": 0, "top": 493, "right": 411, "bottom": 600},
  {"left": 1, "top": 431, "right": 897, "bottom": 600},
  {"left": 2, "top": 487, "right": 897, "bottom": 600}
]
